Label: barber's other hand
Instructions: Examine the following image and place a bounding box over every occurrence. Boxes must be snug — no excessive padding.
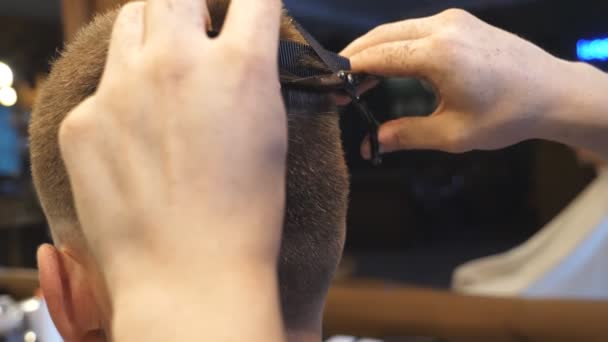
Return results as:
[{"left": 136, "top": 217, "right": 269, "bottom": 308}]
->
[
  {"left": 58, "top": 0, "right": 286, "bottom": 289},
  {"left": 342, "top": 9, "right": 571, "bottom": 157}
]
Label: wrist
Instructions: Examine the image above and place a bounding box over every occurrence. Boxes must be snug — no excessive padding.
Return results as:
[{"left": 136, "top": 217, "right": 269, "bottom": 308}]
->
[{"left": 538, "top": 59, "right": 608, "bottom": 155}]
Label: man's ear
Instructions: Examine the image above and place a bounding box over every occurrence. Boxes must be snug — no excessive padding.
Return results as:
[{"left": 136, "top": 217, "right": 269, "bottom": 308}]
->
[{"left": 37, "top": 244, "right": 106, "bottom": 342}]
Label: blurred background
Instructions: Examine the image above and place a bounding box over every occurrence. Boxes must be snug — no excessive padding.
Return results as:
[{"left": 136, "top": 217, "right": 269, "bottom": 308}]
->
[{"left": 0, "top": 0, "right": 607, "bottom": 290}]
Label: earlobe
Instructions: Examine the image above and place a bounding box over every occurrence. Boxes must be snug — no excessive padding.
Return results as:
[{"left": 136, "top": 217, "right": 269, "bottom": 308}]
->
[
  {"left": 38, "top": 244, "right": 73, "bottom": 338},
  {"left": 37, "top": 244, "right": 105, "bottom": 342}
]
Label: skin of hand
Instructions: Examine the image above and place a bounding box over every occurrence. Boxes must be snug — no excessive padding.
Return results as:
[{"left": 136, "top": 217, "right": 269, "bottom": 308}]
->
[
  {"left": 342, "top": 9, "right": 608, "bottom": 159},
  {"left": 58, "top": 0, "right": 286, "bottom": 341}
]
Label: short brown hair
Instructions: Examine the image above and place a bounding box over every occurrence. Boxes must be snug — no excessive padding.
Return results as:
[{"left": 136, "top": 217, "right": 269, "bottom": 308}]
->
[{"left": 30, "top": 0, "right": 349, "bottom": 328}]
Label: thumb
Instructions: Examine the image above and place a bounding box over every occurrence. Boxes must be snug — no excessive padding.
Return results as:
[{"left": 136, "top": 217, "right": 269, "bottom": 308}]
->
[{"left": 361, "top": 115, "right": 462, "bottom": 158}]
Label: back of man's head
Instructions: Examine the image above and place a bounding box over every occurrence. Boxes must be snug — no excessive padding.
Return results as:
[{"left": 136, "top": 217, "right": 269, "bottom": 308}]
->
[{"left": 30, "top": 0, "right": 349, "bottom": 338}]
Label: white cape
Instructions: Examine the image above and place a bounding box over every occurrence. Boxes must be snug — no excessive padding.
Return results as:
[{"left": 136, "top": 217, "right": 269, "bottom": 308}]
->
[{"left": 453, "top": 167, "right": 608, "bottom": 298}]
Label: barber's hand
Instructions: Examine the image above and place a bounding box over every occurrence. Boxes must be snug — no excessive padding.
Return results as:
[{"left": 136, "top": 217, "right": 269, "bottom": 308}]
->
[
  {"left": 342, "top": 9, "right": 572, "bottom": 157},
  {"left": 59, "top": 1, "right": 286, "bottom": 340},
  {"left": 59, "top": 0, "right": 285, "bottom": 302}
]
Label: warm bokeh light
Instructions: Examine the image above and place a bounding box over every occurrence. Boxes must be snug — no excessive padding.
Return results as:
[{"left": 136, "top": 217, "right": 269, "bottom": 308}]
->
[
  {"left": 0, "top": 62, "right": 14, "bottom": 88},
  {"left": 0, "top": 86, "right": 18, "bottom": 107},
  {"left": 23, "top": 331, "right": 37, "bottom": 342}
]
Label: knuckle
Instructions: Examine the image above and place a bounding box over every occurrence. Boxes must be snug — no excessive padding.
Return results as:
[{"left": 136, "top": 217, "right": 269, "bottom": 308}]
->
[
  {"left": 429, "top": 32, "right": 464, "bottom": 63},
  {"left": 220, "top": 42, "right": 274, "bottom": 84},
  {"left": 369, "top": 23, "right": 390, "bottom": 37},
  {"left": 440, "top": 8, "right": 472, "bottom": 23},
  {"left": 392, "top": 128, "right": 409, "bottom": 149},
  {"left": 141, "top": 46, "right": 198, "bottom": 84},
  {"left": 436, "top": 34, "right": 457, "bottom": 55},
  {"left": 97, "top": 76, "right": 128, "bottom": 99},
  {"left": 120, "top": 1, "right": 145, "bottom": 12},
  {"left": 426, "top": 34, "right": 445, "bottom": 52},
  {"left": 117, "top": 1, "right": 145, "bottom": 21},
  {"left": 392, "top": 135, "right": 406, "bottom": 151},
  {"left": 441, "top": 127, "right": 469, "bottom": 153},
  {"left": 59, "top": 112, "right": 92, "bottom": 148},
  {"left": 222, "top": 41, "right": 267, "bottom": 69},
  {"left": 425, "top": 36, "right": 451, "bottom": 63},
  {"left": 378, "top": 43, "right": 403, "bottom": 68}
]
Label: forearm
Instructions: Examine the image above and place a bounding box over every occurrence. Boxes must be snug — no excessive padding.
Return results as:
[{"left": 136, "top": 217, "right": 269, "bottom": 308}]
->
[
  {"left": 539, "top": 60, "right": 608, "bottom": 159},
  {"left": 111, "top": 264, "right": 285, "bottom": 342}
]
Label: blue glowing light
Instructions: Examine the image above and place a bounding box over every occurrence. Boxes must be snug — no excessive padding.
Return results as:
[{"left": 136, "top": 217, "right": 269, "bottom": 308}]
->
[{"left": 577, "top": 37, "right": 608, "bottom": 62}]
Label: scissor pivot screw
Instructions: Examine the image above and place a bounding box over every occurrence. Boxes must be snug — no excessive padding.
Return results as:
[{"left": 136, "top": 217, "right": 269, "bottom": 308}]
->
[{"left": 347, "top": 74, "right": 356, "bottom": 85}]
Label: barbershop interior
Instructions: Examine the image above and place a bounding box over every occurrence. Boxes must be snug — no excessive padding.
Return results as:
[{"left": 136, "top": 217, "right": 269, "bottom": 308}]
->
[{"left": 1, "top": 0, "right": 608, "bottom": 341}]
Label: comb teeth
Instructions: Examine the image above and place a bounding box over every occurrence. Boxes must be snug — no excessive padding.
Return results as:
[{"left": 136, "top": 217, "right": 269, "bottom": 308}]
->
[
  {"left": 279, "top": 41, "right": 350, "bottom": 78},
  {"left": 279, "top": 18, "right": 350, "bottom": 80}
]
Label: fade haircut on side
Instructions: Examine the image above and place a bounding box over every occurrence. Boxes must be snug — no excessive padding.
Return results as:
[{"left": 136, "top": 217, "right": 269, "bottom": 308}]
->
[{"left": 29, "top": 0, "right": 349, "bottom": 329}]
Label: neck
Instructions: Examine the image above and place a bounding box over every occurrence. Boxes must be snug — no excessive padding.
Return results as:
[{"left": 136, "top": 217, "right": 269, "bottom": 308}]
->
[
  {"left": 286, "top": 328, "right": 322, "bottom": 342},
  {"left": 285, "top": 307, "right": 323, "bottom": 342}
]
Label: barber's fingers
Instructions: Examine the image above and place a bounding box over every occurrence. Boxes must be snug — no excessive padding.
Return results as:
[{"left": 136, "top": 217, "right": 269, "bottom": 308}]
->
[
  {"left": 348, "top": 40, "right": 436, "bottom": 80},
  {"left": 145, "top": 0, "right": 209, "bottom": 44},
  {"left": 107, "top": 2, "right": 145, "bottom": 65},
  {"left": 361, "top": 114, "right": 469, "bottom": 158},
  {"left": 341, "top": 17, "right": 435, "bottom": 58},
  {"left": 223, "top": 0, "right": 282, "bottom": 58}
]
